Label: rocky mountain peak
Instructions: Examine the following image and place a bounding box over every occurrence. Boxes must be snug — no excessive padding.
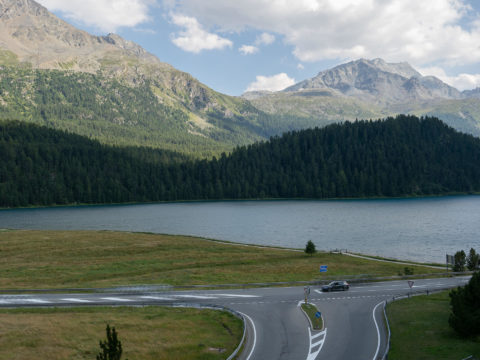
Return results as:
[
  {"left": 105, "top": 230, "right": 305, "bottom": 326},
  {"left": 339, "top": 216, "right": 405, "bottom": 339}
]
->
[
  {"left": 0, "top": 0, "right": 48, "bottom": 20},
  {"left": 284, "top": 58, "right": 462, "bottom": 104},
  {"left": 0, "top": 0, "right": 162, "bottom": 72}
]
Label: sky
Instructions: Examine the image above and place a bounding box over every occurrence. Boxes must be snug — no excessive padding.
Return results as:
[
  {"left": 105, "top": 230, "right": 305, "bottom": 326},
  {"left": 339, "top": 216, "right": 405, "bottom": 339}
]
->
[{"left": 36, "top": 0, "right": 480, "bottom": 96}]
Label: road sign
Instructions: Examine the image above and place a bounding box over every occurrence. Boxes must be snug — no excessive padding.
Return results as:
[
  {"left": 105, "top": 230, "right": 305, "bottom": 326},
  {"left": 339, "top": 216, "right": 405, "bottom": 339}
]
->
[
  {"left": 315, "top": 311, "right": 322, "bottom": 318},
  {"left": 304, "top": 286, "right": 311, "bottom": 295},
  {"left": 408, "top": 280, "right": 414, "bottom": 288},
  {"left": 446, "top": 254, "right": 454, "bottom": 265},
  {"left": 320, "top": 265, "right": 328, "bottom": 273}
]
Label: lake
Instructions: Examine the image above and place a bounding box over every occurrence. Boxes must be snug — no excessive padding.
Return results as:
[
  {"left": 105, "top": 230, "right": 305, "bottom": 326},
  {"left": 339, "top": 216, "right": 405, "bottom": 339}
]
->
[{"left": 1, "top": 196, "right": 479, "bottom": 264}]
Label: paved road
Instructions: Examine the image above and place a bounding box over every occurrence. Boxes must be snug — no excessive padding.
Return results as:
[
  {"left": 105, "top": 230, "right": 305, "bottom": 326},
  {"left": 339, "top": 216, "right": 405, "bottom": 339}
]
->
[{"left": 0, "top": 276, "right": 469, "bottom": 360}]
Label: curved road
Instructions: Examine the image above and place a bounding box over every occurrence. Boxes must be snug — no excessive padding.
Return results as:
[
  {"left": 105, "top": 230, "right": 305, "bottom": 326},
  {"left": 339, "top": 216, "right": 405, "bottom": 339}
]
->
[{"left": 0, "top": 276, "right": 469, "bottom": 360}]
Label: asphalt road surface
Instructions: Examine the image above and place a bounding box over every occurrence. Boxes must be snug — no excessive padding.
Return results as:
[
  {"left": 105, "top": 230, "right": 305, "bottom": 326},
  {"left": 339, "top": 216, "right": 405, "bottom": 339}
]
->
[{"left": 0, "top": 276, "right": 469, "bottom": 360}]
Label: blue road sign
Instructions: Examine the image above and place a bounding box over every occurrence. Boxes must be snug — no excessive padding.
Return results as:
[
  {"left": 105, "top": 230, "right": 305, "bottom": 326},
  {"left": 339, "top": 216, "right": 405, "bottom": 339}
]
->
[
  {"left": 320, "top": 265, "right": 328, "bottom": 273},
  {"left": 315, "top": 311, "right": 322, "bottom": 318}
]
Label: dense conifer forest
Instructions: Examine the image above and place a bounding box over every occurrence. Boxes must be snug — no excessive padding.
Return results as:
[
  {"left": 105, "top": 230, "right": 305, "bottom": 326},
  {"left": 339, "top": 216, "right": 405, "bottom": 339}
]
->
[{"left": 1, "top": 115, "right": 480, "bottom": 207}]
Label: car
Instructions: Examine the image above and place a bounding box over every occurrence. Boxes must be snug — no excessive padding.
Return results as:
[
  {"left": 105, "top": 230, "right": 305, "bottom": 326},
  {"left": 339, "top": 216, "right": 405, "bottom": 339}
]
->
[{"left": 321, "top": 280, "right": 350, "bottom": 292}]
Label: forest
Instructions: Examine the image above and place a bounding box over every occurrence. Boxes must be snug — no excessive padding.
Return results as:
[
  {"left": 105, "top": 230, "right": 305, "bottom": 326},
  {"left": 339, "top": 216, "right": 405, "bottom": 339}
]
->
[{"left": 1, "top": 115, "right": 480, "bottom": 207}]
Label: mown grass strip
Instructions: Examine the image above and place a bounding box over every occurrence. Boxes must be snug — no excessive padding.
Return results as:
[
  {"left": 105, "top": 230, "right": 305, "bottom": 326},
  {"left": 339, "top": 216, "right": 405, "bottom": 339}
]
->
[
  {"left": 386, "top": 291, "right": 480, "bottom": 359},
  {"left": 0, "top": 306, "right": 242, "bottom": 360},
  {"left": 301, "top": 303, "right": 323, "bottom": 330},
  {"left": 0, "top": 230, "right": 443, "bottom": 289}
]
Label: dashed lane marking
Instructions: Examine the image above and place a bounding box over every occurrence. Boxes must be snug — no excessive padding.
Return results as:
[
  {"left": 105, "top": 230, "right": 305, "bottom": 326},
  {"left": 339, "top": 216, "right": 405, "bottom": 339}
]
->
[
  {"left": 215, "top": 294, "right": 260, "bottom": 298},
  {"left": 61, "top": 298, "right": 92, "bottom": 303},
  {"left": 174, "top": 295, "right": 218, "bottom": 300},
  {"left": 139, "top": 296, "right": 175, "bottom": 301},
  {"left": 100, "top": 297, "right": 133, "bottom": 302},
  {"left": 24, "top": 299, "right": 50, "bottom": 304}
]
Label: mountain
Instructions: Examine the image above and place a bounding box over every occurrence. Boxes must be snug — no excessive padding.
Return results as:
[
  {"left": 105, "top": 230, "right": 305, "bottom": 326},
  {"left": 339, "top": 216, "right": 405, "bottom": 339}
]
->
[
  {"left": 284, "top": 58, "right": 462, "bottom": 104},
  {"left": 247, "top": 58, "right": 480, "bottom": 137},
  {"left": 0, "top": 0, "right": 281, "bottom": 157}
]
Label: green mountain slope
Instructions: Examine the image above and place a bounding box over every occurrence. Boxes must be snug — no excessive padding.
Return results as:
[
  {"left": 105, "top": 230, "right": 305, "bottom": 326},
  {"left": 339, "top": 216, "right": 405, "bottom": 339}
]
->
[
  {"left": 0, "top": 65, "right": 275, "bottom": 157},
  {"left": 2, "top": 115, "right": 480, "bottom": 207},
  {"left": 0, "top": 0, "right": 279, "bottom": 157}
]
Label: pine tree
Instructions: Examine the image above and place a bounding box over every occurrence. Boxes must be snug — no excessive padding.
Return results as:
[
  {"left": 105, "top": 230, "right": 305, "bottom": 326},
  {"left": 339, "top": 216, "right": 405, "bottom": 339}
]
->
[
  {"left": 467, "top": 248, "right": 479, "bottom": 271},
  {"left": 305, "top": 240, "right": 316, "bottom": 256},
  {"left": 96, "top": 325, "right": 124, "bottom": 360},
  {"left": 453, "top": 250, "right": 467, "bottom": 272},
  {"left": 449, "top": 272, "right": 480, "bottom": 337}
]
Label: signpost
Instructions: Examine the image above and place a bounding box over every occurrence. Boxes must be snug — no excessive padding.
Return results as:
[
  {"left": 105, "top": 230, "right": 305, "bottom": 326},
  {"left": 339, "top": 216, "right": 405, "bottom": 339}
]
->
[
  {"left": 304, "top": 286, "right": 310, "bottom": 304},
  {"left": 319, "top": 265, "right": 328, "bottom": 273},
  {"left": 446, "top": 254, "right": 454, "bottom": 272},
  {"left": 315, "top": 311, "right": 322, "bottom": 319}
]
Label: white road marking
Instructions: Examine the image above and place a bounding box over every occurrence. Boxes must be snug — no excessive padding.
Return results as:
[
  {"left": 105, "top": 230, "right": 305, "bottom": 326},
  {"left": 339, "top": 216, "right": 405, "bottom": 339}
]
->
[
  {"left": 24, "top": 299, "right": 50, "bottom": 304},
  {"left": 139, "top": 296, "right": 175, "bottom": 301},
  {"left": 372, "top": 301, "right": 384, "bottom": 360},
  {"left": 174, "top": 295, "right": 218, "bottom": 300},
  {"left": 298, "top": 300, "right": 306, "bottom": 307},
  {"left": 238, "top": 312, "right": 256, "bottom": 360},
  {"left": 61, "top": 298, "right": 92, "bottom": 303},
  {"left": 100, "top": 297, "right": 132, "bottom": 302},
  {"left": 307, "top": 327, "right": 327, "bottom": 360},
  {"left": 215, "top": 294, "right": 260, "bottom": 298}
]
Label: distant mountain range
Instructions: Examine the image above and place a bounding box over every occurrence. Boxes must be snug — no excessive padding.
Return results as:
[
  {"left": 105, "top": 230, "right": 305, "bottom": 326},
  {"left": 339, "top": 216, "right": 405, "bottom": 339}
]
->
[
  {"left": 0, "top": 0, "right": 479, "bottom": 156},
  {"left": 245, "top": 58, "right": 480, "bottom": 137}
]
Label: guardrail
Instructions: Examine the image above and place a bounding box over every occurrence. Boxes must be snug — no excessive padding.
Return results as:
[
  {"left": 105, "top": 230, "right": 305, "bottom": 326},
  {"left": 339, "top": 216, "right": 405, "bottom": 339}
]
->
[{"left": 0, "top": 272, "right": 472, "bottom": 294}]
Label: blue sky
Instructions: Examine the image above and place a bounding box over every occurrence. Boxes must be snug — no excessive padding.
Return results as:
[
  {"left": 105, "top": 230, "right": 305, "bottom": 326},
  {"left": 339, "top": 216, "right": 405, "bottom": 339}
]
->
[{"left": 38, "top": 0, "right": 480, "bottom": 96}]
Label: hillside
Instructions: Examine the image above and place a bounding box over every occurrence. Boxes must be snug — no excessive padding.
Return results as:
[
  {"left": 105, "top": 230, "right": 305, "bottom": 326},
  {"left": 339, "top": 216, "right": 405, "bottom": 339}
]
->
[
  {"left": 0, "top": 0, "right": 282, "bottom": 156},
  {"left": 2, "top": 115, "right": 480, "bottom": 207}
]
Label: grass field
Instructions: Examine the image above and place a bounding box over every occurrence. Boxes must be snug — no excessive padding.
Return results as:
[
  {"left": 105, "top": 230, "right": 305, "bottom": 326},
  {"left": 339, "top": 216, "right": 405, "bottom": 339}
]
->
[
  {"left": 387, "top": 291, "right": 480, "bottom": 359},
  {"left": 0, "top": 306, "right": 243, "bottom": 360},
  {"left": 0, "top": 230, "right": 443, "bottom": 289}
]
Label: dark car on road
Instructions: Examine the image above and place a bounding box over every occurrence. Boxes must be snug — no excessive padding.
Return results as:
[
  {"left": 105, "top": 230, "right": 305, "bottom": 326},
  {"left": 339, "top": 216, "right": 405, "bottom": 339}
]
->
[{"left": 321, "top": 280, "right": 350, "bottom": 292}]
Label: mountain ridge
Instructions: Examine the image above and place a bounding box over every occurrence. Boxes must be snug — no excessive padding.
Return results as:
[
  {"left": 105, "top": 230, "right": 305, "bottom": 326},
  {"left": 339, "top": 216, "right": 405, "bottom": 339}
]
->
[
  {"left": 283, "top": 58, "right": 464, "bottom": 104},
  {"left": 246, "top": 58, "right": 480, "bottom": 137}
]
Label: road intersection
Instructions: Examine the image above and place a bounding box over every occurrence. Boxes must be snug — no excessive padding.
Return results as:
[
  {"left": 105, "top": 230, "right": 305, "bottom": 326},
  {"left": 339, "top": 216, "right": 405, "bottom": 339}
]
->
[{"left": 0, "top": 276, "right": 469, "bottom": 360}]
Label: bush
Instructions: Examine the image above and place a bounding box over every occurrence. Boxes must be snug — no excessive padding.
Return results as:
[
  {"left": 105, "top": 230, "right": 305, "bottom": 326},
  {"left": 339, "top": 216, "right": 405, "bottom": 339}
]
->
[{"left": 449, "top": 272, "right": 480, "bottom": 337}]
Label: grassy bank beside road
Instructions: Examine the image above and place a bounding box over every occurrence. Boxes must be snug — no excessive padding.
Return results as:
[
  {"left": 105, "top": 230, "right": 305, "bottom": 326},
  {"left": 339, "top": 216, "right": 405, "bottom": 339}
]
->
[
  {"left": 0, "top": 306, "right": 242, "bottom": 360},
  {"left": 0, "top": 230, "right": 442, "bottom": 289},
  {"left": 387, "top": 291, "right": 480, "bottom": 359}
]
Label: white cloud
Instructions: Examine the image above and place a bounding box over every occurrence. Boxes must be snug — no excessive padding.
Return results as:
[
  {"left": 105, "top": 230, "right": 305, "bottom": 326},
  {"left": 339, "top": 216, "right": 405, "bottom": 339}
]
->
[
  {"left": 170, "top": 14, "right": 233, "bottom": 53},
  {"left": 255, "top": 32, "right": 275, "bottom": 46},
  {"left": 163, "top": 0, "right": 480, "bottom": 67},
  {"left": 239, "top": 45, "right": 259, "bottom": 55},
  {"left": 37, "top": 0, "right": 153, "bottom": 32},
  {"left": 419, "top": 66, "right": 480, "bottom": 91},
  {"left": 246, "top": 73, "right": 295, "bottom": 92},
  {"left": 297, "top": 63, "right": 305, "bottom": 70}
]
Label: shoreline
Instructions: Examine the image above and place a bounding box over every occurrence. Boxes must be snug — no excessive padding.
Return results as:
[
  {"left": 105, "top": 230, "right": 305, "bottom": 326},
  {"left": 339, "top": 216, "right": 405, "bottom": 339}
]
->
[{"left": 1, "top": 192, "right": 479, "bottom": 211}]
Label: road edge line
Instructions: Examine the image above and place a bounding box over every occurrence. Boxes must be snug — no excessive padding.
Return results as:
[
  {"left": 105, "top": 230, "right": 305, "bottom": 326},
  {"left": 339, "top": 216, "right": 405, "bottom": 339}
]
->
[
  {"left": 372, "top": 300, "right": 385, "bottom": 360},
  {"left": 238, "top": 312, "right": 257, "bottom": 360}
]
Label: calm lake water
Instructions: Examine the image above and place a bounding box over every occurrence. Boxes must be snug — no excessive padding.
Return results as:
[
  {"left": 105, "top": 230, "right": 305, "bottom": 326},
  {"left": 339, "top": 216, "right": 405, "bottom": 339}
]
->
[{"left": 1, "top": 196, "right": 479, "bottom": 263}]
